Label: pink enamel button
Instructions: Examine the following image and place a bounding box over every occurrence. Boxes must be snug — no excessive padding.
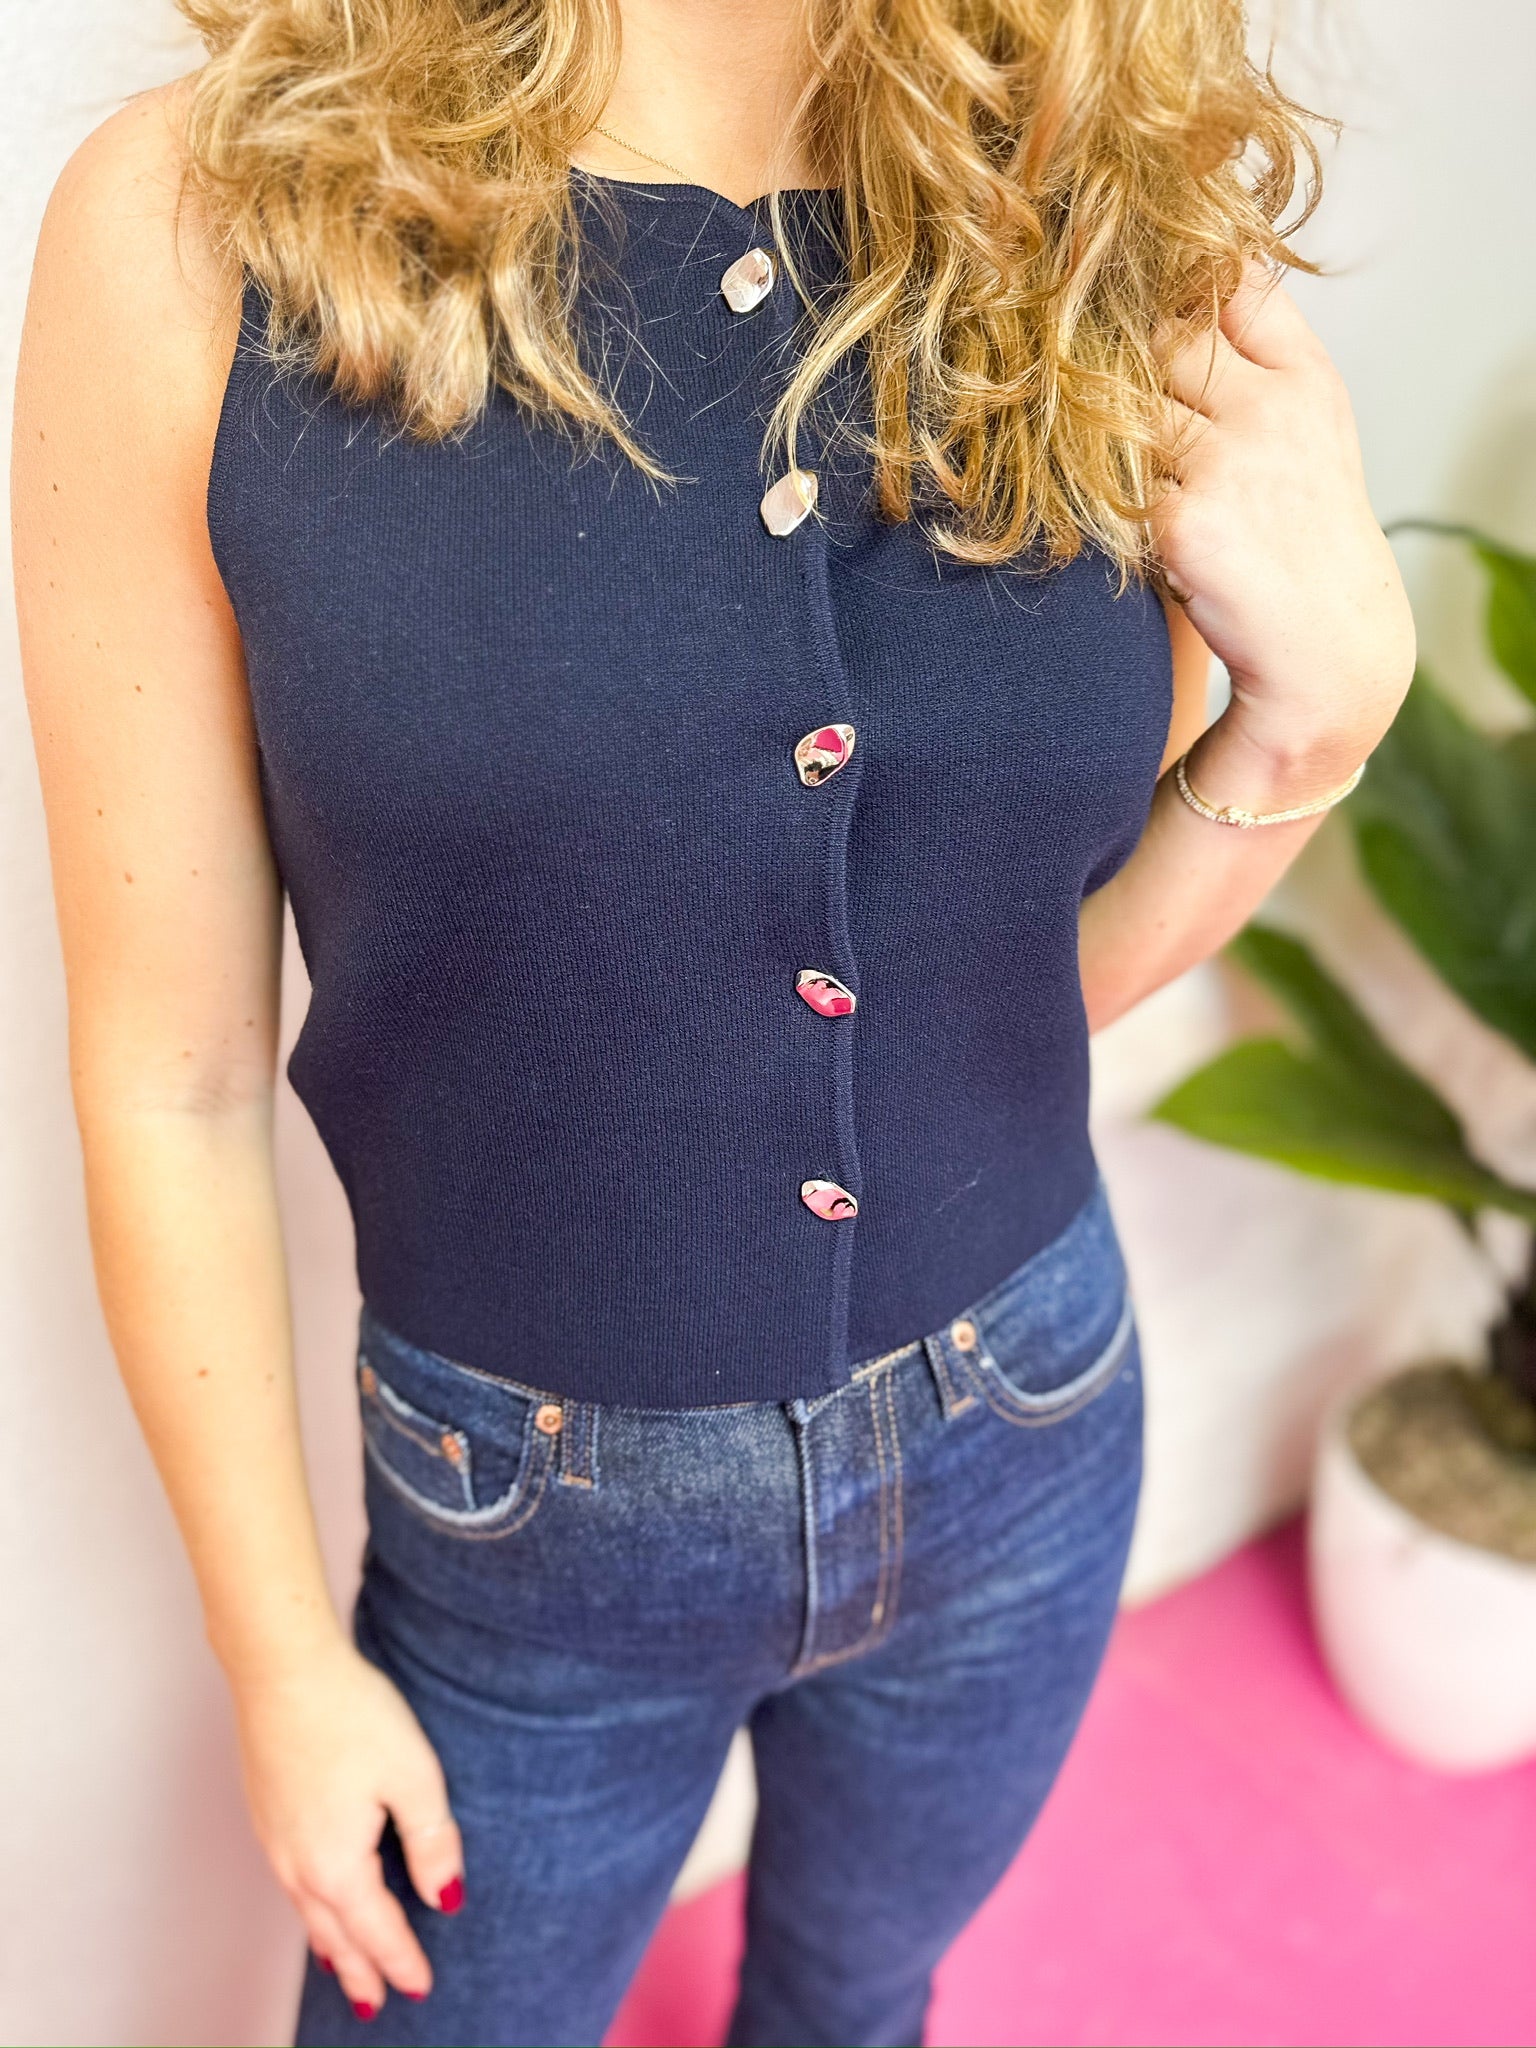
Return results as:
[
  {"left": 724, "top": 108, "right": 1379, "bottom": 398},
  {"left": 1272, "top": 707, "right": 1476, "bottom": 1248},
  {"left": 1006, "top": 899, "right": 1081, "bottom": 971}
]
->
[
  {"left": 801, "top": 1178, "right": 859, "bottom": 1221},
  {"left": 721, "top": 247, "right": 776, "bottom": 314},
  {"left": 793, "top": 722, "right": 856, "bottom": 786},
  {"left": 760, "top": 468, "right": 818, "bottom": 537},
  {"left": 795, "top": 969, "right": 856, "bottom": 1018}
]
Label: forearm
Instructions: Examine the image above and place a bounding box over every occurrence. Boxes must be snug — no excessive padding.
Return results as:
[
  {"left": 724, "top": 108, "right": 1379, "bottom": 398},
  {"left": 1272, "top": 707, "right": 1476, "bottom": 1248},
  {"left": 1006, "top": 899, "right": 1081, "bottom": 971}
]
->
[
  {"left": 75, "top": 1091, "right": 344, "bottom": 1683},
  {"left": 1092, "top": 257, "right": 1420, "bottom": 1035},
  {"left": 1079, "top": 708, "right": 1363, "bottom": 1033}
]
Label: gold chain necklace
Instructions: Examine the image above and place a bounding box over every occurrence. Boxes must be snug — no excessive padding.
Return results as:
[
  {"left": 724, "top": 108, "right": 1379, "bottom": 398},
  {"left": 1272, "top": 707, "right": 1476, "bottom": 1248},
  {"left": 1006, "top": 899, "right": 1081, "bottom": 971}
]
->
[{"left": 590, "top": 125, "right": 697, "bottom": 185}]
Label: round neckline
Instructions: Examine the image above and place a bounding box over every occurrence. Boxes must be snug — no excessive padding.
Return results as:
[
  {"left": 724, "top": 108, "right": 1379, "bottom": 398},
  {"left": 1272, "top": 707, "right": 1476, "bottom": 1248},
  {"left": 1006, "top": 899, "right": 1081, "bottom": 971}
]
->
[{"left": 569, "top": 163, "right": 839, "bottom": 220}]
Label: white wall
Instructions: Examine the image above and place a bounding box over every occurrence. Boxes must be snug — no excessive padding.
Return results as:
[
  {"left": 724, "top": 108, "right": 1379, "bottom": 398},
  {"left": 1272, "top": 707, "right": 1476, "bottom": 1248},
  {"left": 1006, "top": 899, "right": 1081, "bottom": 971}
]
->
[{"left": 2, "top": 4, "right": 1533, "bottom": 2043}]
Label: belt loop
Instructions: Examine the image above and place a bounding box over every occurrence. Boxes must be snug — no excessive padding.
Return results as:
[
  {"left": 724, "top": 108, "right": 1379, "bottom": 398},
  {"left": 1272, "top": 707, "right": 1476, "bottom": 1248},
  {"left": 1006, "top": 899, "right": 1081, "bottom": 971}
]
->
[
  {"left": 557, "top": 1399, "right": 600, "bottom": 1489},
  {"left": 923, "top": 1332, "right": 978, "bottom": 1422}
]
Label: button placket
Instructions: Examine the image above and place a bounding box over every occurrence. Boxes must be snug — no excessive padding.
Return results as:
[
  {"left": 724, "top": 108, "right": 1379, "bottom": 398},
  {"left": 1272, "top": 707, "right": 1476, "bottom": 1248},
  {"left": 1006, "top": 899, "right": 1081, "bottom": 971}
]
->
[
  {"left": 791, "top": 699, "right": 861, "bottom": 1228},
  {"left": 735, "top": 248, "right": 865, "bottom": 1280},
  {"left": 794, "top": 561, "right": 868, "bottom": 1236}
]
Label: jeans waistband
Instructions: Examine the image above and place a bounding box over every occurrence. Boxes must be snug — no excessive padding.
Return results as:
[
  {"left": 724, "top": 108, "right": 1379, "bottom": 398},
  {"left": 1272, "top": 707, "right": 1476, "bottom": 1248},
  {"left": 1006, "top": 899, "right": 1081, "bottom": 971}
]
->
[{"left": 358, "top": 1176, "right": 1123, "bottom": 1429}]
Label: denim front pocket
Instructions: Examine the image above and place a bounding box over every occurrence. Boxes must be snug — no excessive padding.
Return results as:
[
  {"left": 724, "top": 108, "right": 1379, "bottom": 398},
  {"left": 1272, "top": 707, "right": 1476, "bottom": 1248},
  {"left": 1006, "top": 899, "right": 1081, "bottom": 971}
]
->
[
  {"left": 356, "top": 1311, "right": 556, "bottom": 1539},
  {"left": 950, "top": 1178, "right": 1138, "bottom": 1427},
  {"left": 967, "top": 1291, "right": 1136, "bottom": 1425}
]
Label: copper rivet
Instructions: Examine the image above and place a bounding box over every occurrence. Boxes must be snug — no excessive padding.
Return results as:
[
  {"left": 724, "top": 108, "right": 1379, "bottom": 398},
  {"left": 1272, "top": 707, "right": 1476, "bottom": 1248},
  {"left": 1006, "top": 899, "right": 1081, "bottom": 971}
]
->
[
  {"left": 440, "top": 1432, "right": 463, "bottom": 1465},
  {"left": 950, "top": 1318, "right": 978, "bottom": 1352},
  {"left": 534, "top": 1403, "right": 564, "bottom": 1436},
  {"left": 359, "top": 1365, "right": 378, "bottom": 1395}
]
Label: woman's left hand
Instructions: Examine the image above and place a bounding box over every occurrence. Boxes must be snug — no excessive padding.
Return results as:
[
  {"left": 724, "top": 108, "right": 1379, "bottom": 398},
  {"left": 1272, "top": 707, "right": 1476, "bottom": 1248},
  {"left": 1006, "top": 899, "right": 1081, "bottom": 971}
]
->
[{"left": 1152, "top": 262, "right": 1416, "bottom": 805}]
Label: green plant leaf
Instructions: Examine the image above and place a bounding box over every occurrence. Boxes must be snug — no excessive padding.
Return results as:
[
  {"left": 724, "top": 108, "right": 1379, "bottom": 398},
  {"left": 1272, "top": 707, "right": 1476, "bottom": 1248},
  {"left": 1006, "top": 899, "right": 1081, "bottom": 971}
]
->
[
  {"left": 1228, "top": 925, "right": 1469, "bottom": 1142},
  {"left": 1478, "top": 540, "right": 1536, "bottom": 707},
  {"left": 1345, "top": 676, "right": 1536, "bottom": 1062},
  {"left": 1390, "top": 520, "right": 1536, "bottom": 708},
  {"left": 1153, "top": 926, "right": 1536, "bottom": 1224},
  {"left": 1156, "top": 1042, "right": 1536, "bottom": 1220}
]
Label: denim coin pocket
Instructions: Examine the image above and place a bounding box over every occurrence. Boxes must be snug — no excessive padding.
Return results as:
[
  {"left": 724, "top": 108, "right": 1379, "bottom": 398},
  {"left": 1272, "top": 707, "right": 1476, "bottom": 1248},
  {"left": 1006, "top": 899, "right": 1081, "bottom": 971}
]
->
[{"left": 356, "top": 1313, "right": 553, "bottom": 1538}]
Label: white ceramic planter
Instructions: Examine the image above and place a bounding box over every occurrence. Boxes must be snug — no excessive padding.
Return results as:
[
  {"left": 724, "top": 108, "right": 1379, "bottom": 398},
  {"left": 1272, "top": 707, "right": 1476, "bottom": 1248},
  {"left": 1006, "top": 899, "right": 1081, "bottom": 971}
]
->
[{"left": 1308, "top": 1387, "right": 1536, "bottom": 1772}]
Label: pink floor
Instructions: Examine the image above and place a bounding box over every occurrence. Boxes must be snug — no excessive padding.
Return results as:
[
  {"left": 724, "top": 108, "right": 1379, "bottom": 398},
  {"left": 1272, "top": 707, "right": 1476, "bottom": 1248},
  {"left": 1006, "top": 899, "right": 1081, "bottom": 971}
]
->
[{"left": 607, "top": 1519, "right": 1536, "bottom": 2048}]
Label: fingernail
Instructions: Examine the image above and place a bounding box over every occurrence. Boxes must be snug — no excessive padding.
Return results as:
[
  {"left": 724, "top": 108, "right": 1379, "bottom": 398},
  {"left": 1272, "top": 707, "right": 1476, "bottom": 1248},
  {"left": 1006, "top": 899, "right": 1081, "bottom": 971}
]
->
[
  {"left": 317, "top": 1956, "right": 335, "bottom": 1975},
  {"left": 350, "top": 2000, "right": 377, "bottom": 2022},
  {"left": 438, "top": 1874, "right": 464, "bottom": 1914},
  {"left": 405, "top": 1989, "right": 428, "bottom": 2002}
]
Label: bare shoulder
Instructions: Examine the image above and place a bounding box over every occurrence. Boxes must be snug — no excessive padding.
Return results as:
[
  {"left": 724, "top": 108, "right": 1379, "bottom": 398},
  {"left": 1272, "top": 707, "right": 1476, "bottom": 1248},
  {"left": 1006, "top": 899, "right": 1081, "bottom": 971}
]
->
[{"left": 19, "top": 74, "right": 240, "bottom": 483}]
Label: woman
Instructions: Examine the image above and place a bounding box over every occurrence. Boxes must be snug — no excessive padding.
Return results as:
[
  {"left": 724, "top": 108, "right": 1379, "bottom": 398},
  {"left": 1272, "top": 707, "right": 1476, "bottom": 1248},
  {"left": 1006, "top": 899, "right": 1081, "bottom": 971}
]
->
[{"left": 13, "top": 0, "right": 1412, "bottom": 2041}]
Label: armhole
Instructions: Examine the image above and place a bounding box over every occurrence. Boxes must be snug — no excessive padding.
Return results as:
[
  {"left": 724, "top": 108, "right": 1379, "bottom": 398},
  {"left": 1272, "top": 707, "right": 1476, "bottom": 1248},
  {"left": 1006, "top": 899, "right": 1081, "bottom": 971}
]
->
[
  {"left": 204, "top": 270, "right": 275, "bottom": 610},
  {"left": 1080, "top": 571, "right": 1177, "bottom": 901}
]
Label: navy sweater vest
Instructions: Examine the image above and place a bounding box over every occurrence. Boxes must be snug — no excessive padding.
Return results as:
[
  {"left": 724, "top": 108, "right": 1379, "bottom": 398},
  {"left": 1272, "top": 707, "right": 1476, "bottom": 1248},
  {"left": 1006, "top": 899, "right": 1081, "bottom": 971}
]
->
[{"left": 207, "top": 175, "right": 1172, "bottom": 1406}]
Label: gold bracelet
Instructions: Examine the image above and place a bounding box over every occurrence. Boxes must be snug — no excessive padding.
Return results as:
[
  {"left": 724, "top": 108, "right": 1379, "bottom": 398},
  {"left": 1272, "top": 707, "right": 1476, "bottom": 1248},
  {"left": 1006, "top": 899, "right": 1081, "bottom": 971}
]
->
[{"left": 1172, "top": 749, "right": 1365, "bottom": 829}]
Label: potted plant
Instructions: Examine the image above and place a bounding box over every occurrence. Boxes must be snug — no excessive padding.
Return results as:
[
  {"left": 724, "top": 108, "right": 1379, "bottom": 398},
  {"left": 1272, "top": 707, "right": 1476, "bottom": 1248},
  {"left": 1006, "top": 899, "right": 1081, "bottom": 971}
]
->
[{"left": 1153, "top": 525, "right": 1536, "bottom": 1771}]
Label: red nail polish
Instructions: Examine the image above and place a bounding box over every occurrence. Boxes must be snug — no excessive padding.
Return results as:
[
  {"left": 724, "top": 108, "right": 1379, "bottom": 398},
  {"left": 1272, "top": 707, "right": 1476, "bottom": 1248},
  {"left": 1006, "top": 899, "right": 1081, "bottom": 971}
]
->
[
  {"left": 438, "top": 1874, "right": 464, "bottom": 1914},
  {"left": 350, "top": 2000, "right": 377, "bottom": 2022},
  {"left": 317, "top": 1956, "right": 335, "bottom": 1975},
  {"left": 405, "top": 1990, "right": 428, "bottom": 2002}
]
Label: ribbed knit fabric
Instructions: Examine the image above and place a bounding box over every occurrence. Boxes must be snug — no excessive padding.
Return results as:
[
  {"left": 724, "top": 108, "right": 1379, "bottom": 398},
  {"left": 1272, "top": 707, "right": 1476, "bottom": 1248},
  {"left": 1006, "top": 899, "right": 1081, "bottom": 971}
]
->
[{"left": 206, "top": 173, "right": 1172, "bottom": 1407}]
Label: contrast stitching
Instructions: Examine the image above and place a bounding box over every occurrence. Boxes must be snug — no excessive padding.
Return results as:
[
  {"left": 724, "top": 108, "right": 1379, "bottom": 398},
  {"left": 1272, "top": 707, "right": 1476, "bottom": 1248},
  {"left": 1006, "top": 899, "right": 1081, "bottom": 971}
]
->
[
  {"left": 957, "top": 1294, "right": 1135, "bottom": 1428},
  {"left": 367, "top": 1402, "right": 444, "bottom": 1460},
  {"left": 790, "top": 1406, "right": 822, "bottom": 1674},
  {"left": 790, "top": 1374, "right": 902, "bottom": 1677},
  {"left": 866, "top": 1368, "right": 893, "bottom": 1639},
  {"left": 792, "top": 1639, "right": 873, "bottom": 1677},
  {"left": 873, "top": 1366, "right": 904, "bottom": 1640},
  {"left": 923, "top": 1333, "right": 978, "bottom": 1421},
  {"left": 362, "top": 1413, "right": 553, "bottom": 1539},
  {"left": 360, "top": 1362, "right": 452, "bottom": 1456},
  {"left": 359, "top": 1363, "right": 476, "bottom": 1509},
  {"left": 558, "top": 1401, "right": 600, "bottom": 1489},
  {"left": 852, "top": 1339, "right": 919, "bottom": 1381}
]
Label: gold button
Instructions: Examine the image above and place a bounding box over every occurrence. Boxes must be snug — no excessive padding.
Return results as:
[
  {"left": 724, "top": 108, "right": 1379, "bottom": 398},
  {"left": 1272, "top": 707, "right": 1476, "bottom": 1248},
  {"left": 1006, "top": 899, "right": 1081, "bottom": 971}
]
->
[
  {"left": 760, "top": 468, "right": 818, "bottom": 537},
  {"left": 440, "top": 1432, "right": 464, "bottom": 1465},
  {"left": 720, "top": 247, "right": 776, "bottom": 314},
  {"left": 950, "top": 1318, "right": 978, "bottom": 1352},
  {"left": 534, "top": 1402, "right": 564, "bottom": 1436},
  {"left": 800, "top": 1178, "right": 859, "bottom": 1221},
  {"left": 358, "top": 1364, "right": 378, "bottom": 1396},
  {"left": 792, "top": 722, "right": 856, "bottom": 786},
  {"left": 795, "top": 969, "right": 856, "bottom": 1017}
]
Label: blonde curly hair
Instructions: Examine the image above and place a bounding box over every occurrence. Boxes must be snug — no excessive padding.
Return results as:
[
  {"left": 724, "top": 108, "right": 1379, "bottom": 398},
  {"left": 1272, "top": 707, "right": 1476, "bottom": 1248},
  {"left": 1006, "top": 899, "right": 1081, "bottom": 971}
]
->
[{"left": 176, "top": 0, "right": 1324, "bottom": 570}]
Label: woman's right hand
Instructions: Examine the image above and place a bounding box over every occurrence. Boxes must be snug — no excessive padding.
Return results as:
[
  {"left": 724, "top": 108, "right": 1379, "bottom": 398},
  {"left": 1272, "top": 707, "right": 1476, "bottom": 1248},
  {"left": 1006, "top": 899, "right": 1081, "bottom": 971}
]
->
[{"left": 233, "top": 1637, "right": 464, "bottom": 2021}]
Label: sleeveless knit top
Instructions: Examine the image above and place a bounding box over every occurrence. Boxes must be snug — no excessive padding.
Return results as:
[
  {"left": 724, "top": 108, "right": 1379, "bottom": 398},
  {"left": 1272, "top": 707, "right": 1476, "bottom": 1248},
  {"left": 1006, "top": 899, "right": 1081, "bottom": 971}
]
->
[{"left": 207, "top": 174, "right": 1172, "bottom": 1408}]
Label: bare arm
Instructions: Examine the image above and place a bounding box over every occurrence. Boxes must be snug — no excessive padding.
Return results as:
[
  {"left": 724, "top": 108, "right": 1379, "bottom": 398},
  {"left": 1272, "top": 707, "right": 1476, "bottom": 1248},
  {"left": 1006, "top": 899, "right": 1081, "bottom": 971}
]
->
[
  {"left": 12, "top": 83, "right": 460, "bottom": 2018},
  {"left": 1080, "top": 267, "right": 1416, "bottom": 1032}
]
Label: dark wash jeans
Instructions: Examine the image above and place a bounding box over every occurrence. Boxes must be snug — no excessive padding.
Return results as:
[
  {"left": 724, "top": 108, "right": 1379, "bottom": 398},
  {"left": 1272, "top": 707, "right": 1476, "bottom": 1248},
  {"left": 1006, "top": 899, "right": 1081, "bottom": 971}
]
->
[{"left": 294, "top": 1179, "right": 1143, "bottom": 2048}]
